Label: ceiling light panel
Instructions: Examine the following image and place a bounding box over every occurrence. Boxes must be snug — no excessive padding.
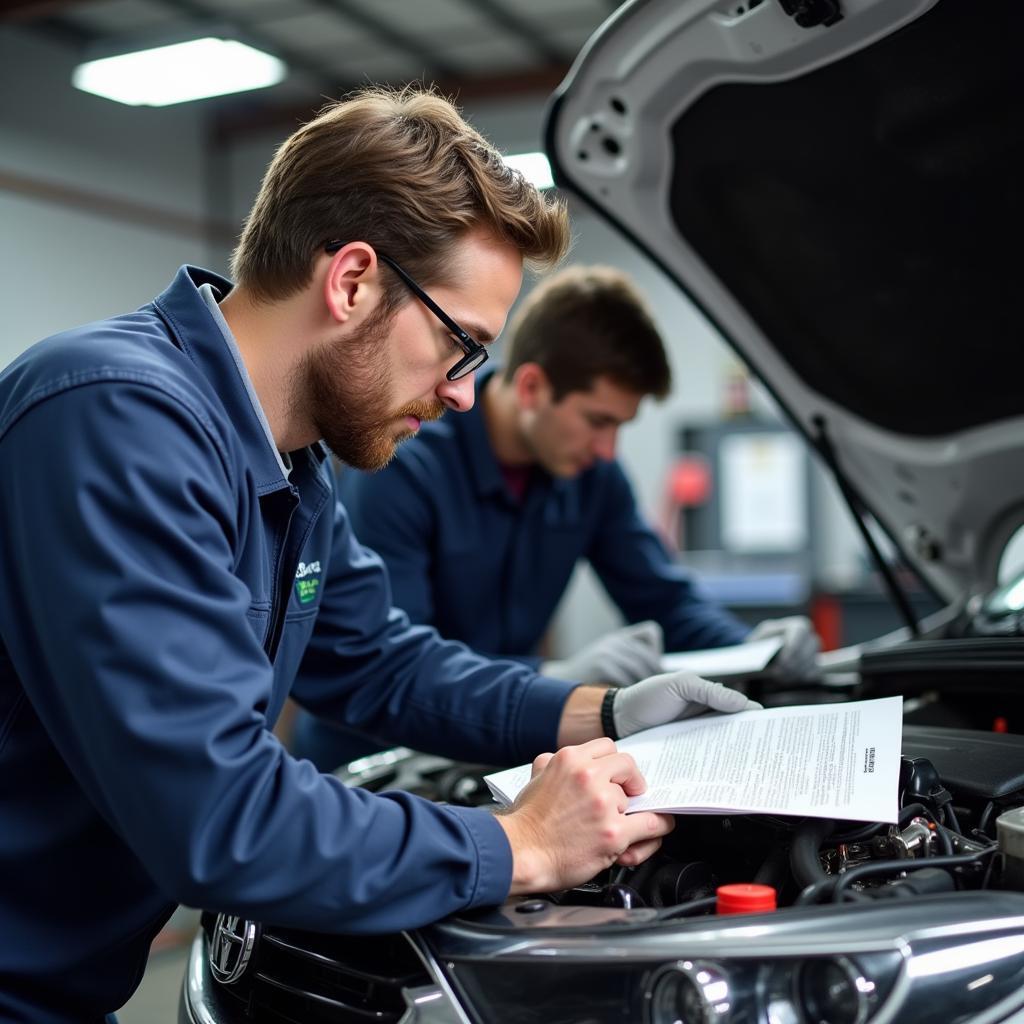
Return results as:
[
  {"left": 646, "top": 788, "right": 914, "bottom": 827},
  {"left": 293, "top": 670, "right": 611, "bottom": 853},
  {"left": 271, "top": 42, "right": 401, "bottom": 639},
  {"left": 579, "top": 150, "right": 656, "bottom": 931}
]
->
[
  {"left": 72, "top": 37, "right": 287, "bottom": 106},
  {"left": 504, "top": 152, "right": 555, "bottom": 190}
]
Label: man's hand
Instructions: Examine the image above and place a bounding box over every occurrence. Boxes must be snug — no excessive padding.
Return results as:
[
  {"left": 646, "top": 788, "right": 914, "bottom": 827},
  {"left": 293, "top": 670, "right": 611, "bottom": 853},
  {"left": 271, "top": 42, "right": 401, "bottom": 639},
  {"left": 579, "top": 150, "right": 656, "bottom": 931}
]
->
[
  {"left": 611, "top": 671, "right": 762, "bottom": 738},
  {"left": 542, "top": 620, "right": 663, "bottom": 687},
  {"left": 749, "top": 616, "right": 821, "bottom": 681},
  {"left": 495, "top": 738, "right": 674, "bottom": 894}
]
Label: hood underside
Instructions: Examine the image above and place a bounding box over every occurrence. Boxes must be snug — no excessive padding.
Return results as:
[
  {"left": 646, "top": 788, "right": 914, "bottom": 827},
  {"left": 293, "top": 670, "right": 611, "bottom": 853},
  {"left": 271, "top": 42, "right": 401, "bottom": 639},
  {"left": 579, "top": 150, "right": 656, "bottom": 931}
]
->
[{"left": 546, "top": 0, "right": 1024, "bottom": 608}]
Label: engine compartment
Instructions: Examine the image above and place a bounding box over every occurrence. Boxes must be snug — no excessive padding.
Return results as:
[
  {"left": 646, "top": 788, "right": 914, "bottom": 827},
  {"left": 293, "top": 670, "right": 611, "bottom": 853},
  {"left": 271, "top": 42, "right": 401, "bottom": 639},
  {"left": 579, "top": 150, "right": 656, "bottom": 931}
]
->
[
  {"left": 191, "top": 727, "right": 1024, "bottom": 1024},
  {"left": 341, "top": 724, "right": 1024, "bottom": 917}
]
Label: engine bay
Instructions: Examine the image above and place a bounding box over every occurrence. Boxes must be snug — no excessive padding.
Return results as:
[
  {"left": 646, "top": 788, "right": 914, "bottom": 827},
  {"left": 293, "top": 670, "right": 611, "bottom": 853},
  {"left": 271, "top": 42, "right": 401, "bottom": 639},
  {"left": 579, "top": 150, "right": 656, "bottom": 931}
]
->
[
  {"left": 343, "top": 724, "right": 1024, "bottom": 917},
  {"left": 193, "top": 727, "right": 1024, "bottom": 1024}
]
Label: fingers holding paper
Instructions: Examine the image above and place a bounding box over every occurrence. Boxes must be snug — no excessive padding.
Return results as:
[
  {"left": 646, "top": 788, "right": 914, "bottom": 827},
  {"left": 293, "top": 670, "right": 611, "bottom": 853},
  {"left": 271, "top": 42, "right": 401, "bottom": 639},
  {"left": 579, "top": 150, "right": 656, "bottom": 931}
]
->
[
  {"left": 612, "top": 670, "right": 763, "bottom": 738},
  {"left": 497, "top": 737, "right": 675, "bottom": 895},
  {"left": 495, "top": 675, "right": 760, "bottom": 895}
]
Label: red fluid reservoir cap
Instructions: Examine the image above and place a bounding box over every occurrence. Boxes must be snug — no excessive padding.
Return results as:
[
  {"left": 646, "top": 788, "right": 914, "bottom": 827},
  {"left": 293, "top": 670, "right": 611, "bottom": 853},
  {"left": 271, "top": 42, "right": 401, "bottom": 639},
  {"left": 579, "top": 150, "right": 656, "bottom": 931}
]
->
[{"left": 716, "top": 883, "right": 777, "bottom": 915}]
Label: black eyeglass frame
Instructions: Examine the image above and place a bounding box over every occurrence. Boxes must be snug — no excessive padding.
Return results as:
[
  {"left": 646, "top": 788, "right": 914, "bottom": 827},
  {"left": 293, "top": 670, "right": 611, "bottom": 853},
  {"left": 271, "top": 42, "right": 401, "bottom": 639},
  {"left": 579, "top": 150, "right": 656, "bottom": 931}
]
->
[{"left": 324, "top": 241, "right": 488, "bottom": 382}]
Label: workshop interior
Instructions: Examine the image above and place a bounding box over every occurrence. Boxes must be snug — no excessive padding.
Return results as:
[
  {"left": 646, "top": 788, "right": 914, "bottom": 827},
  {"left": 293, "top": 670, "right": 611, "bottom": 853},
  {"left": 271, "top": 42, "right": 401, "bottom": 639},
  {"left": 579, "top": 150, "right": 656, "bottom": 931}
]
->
[{"left": 4, "top": 2, "right": 1024, "bottom": 1023}]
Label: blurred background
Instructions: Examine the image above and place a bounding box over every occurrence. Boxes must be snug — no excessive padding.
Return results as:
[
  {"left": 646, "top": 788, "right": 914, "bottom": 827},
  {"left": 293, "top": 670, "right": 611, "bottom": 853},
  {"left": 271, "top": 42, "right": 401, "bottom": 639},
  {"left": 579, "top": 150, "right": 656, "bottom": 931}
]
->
[{"left": 0, "top": 1, "right": 932, "bottom": 1016}]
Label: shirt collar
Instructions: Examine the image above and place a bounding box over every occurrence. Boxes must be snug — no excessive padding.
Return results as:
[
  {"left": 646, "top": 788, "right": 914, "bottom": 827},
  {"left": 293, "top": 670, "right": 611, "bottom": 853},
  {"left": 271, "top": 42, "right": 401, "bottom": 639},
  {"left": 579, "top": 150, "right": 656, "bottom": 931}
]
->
[
  {"left": 455, "top": 367, "right": 509, "bottom": 499},
  {"left": 455, "top": 366, "right": 569, "bottom": 502},
  {"left": 152, "top": 266, "right": 327, "bottom": 494}
]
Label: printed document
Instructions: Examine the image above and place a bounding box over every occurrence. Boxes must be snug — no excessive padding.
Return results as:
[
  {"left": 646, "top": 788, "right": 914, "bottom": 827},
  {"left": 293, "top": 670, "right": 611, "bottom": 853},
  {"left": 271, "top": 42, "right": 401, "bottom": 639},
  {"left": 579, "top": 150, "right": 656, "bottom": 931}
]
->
[
  {"left": 485, "top": 696, "right": 902, "bottom": 823},
  {"left": 660, "top": 636, "right": 782, "bottom": 678}
]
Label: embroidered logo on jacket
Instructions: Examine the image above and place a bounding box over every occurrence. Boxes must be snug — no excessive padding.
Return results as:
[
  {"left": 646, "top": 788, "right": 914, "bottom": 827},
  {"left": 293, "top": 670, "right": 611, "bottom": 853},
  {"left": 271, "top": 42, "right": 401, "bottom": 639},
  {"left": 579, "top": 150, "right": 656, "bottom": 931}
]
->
[{"left": 294, "top": 560, "right": 322, "bottom": 604}]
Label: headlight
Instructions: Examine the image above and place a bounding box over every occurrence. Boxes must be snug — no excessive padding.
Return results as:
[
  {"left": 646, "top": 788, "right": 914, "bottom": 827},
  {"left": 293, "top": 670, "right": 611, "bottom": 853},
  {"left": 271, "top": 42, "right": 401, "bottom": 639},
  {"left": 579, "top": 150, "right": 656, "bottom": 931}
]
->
[
  {"left": 795, "top": 957, "right": 871, "bottom": 1024},
  {"left": 429, "top": 894, "right": 1024, "bottom": 1024},
  {"left": 648, "top": 961, "right": 730, "bottom": 1024},
  {"left": 444, "top": 953, "right": 898, "bottom": 1024},
  {"left": 646, "top": 956, "right": 884, "bottom": 1024},
  {"left": 765, "top": 956, "right": 877, "bottom": 1024}
]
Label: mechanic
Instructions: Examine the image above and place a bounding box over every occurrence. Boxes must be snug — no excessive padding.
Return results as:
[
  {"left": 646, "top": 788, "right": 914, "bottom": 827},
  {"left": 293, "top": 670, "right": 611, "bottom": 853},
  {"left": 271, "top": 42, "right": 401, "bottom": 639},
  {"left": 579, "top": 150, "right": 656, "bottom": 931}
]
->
[
  {"left": 294, "top": 265, "right": 819, "bottom": 769},
  {"left": 0, "top": 87, "right": 761, "bottom": 1024}
]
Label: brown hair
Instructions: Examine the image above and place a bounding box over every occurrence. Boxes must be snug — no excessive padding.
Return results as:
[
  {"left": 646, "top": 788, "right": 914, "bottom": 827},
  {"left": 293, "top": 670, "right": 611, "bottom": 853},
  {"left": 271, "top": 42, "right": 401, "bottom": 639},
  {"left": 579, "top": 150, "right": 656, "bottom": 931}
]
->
[
  {"left": 231, "top": 85, "right": 569, "bottom": 307},
  {"left": 503, "top": 265, "right": 671, "bottom": 400}
]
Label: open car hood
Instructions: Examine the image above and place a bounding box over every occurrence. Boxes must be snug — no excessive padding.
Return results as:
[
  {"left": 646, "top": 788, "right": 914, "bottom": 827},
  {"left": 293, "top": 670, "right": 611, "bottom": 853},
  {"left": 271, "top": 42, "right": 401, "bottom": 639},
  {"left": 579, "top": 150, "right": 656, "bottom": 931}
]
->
[{"left": 545, "top": 0, "right": 1024, "bottom": 613}]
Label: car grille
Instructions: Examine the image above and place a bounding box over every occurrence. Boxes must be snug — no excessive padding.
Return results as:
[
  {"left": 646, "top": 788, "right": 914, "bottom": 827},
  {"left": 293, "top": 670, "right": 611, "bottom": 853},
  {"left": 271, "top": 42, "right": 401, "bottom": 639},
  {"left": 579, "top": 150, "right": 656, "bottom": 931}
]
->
[{"left": 203, "top": 914, "right": 431, "bottom": 1023}]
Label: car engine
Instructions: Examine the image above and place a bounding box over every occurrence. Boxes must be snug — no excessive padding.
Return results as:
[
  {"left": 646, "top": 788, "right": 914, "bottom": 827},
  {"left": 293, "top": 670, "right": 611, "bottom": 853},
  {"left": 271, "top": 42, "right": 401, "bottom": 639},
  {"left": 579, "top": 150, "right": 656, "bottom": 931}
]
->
[
  {"left": 335, "top": 724, "right": 1024, "bottom": 914},
  {"left": 189, "top": 725, "right": 1024, "bottom": 1024}
]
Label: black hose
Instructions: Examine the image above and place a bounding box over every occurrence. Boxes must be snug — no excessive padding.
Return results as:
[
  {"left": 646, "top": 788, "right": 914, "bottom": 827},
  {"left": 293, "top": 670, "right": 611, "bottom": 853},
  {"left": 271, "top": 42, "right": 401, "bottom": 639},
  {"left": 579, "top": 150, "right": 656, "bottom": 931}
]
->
[
  {"left": 831, "top": 821, "right": 885, "bottom": 843},
  {"left": 652, "top": 895, "right": 717, "bottom": 920},
  {"left": 978, "top": 801, "right": 997, "bottom": 837},
  {"left": 899, "top": 803, "right": 928, "bottom": 824},
  {"left": 832, "top": 805, "right": 932, "bottom": 847},
  {"left": 944, "top": 803, "right": 963, "bottom": 835},
  {"left": 789, "top": 818, "right": 836, "bottom": 889},
  {"left": 754, "top": 839, "right": 791, "bottom": 890},
  {"left": 832, "top": 848, "right": 997, "bottom": 903},
  {"left": 794, "top": 876, "right": 839, "bottom": 906},
  {"left": 793, "top": 847, "right": 991, "bottom": 907}
]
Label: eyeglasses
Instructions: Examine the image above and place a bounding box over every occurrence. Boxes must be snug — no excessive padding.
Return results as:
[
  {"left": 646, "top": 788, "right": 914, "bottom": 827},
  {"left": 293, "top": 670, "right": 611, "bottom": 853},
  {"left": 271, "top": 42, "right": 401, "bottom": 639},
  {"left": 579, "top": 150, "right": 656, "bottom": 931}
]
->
[{"left": 324, "top": 242, "right": 488, "bottom": 382}]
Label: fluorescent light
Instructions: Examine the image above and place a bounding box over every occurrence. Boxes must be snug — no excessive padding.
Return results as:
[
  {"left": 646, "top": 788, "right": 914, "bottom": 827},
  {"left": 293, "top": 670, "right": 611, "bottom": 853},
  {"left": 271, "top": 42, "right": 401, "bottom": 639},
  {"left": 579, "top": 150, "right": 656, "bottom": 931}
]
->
[
  {"left": 72, "top": 37, "right": 286, "bottom": 107},
  {"left": 504, "top": 151, "right": 555, "bottom": 190}
]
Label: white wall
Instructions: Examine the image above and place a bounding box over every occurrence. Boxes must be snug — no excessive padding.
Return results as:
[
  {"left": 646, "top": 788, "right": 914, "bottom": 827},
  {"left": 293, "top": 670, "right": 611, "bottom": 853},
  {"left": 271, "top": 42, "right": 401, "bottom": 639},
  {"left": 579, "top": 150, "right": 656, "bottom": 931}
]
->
[{"left": 0, "top": 26, "right": 215, "bottom": 363}]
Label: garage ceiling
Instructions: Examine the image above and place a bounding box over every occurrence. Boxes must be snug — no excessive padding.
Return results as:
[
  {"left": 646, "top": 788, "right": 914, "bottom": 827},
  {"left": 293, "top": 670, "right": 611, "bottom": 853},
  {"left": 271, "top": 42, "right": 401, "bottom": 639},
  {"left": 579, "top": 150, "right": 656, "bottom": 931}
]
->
[{"left": 8, "top": 0, "right": 618, "bottom": 139}]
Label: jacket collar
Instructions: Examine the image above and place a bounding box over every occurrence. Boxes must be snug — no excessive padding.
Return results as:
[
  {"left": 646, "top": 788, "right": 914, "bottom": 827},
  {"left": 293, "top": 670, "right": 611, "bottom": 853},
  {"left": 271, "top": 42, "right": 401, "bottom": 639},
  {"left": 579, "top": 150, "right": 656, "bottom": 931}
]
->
[{"left": 152, "top": 266, "right": 327, "bottom": 495}]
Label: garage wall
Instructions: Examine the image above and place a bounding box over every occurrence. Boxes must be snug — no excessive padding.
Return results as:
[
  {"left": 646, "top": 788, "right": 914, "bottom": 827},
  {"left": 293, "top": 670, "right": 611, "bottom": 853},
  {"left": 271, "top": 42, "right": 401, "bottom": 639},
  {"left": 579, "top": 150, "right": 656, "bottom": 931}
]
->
[{"left": 0, "top": 26, "right": 215, "bottom": 363}]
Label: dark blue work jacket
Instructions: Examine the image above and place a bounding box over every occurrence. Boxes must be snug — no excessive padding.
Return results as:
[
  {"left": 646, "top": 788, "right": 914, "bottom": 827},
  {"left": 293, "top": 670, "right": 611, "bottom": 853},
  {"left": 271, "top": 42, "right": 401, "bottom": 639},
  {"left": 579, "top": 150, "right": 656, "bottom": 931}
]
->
[
  {"left": 338, "top": 368, "right": 750, "bottom": 665},
  {"left": 0, "top": 268, "right": 573, "bottom": 1024}
]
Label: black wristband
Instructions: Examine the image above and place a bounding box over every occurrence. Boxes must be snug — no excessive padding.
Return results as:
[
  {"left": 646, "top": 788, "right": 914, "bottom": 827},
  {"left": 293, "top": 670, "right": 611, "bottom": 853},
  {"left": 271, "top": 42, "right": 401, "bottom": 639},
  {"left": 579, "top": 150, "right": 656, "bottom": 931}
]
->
[{"left": 600, "top": 687, "right": 619, "bottom": 741}]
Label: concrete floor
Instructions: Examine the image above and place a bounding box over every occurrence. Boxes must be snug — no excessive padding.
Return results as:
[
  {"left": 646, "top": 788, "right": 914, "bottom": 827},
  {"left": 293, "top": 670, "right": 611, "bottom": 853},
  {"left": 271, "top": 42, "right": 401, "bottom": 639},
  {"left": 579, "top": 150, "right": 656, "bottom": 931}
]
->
[
  {"left": 117, "top": 908, "right": 200, "bottom": 1024},
  {"left": 119, "top": 944, "right": 190, "bottom": 1024}
]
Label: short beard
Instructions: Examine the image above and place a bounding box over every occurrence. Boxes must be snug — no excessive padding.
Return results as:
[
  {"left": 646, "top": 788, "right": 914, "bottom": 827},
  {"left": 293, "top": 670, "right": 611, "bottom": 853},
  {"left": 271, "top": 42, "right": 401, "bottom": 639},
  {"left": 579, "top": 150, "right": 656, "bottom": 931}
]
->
[{"left": 298, "top": 308, "right": 446, "bottom": 471}]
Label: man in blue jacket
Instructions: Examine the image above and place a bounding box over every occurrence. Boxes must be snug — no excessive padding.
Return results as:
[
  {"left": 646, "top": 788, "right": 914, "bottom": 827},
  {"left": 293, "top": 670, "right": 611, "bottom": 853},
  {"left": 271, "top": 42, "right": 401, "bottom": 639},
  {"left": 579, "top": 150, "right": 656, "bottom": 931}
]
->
[
  {"left": 295, "top": 265, "right": 817, "bottom": 768},
  {"left": 0, "top": 89, "right": 760, "bottom": 1024}
]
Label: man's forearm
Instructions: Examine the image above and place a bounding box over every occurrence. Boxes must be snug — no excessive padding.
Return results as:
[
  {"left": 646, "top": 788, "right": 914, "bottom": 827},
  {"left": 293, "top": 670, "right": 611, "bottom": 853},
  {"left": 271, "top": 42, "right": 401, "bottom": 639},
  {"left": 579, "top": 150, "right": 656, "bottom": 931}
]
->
[{"left": 556, "top": 685, "right": 609, "bottom": 747}]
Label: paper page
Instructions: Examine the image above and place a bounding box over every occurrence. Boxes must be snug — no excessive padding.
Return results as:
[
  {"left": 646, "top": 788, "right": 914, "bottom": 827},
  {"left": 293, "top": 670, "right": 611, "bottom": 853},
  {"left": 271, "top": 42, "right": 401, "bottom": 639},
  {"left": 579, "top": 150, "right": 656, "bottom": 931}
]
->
[
  {"left": 485, "top": 696, "right": 902, "bottom": 823},
  {"left": 660, "top": 636, "right": 783, "bottom": 679},
  {"left": 720, "top": 432, "right": 807, "bottom": 552}
]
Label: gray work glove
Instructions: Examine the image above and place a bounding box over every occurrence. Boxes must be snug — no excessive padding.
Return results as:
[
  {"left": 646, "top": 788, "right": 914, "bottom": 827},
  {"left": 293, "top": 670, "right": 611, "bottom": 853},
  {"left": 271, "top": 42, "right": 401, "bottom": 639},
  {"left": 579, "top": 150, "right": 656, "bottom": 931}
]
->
[
  {"left": 611, "top": 671, "right": 762, "bottom": 738},
  {"left": 749, "top": 615, "right": 821, "bottom": 681},
  {"left": 542, "top": 620, "right": 664, "bottom": 687}
]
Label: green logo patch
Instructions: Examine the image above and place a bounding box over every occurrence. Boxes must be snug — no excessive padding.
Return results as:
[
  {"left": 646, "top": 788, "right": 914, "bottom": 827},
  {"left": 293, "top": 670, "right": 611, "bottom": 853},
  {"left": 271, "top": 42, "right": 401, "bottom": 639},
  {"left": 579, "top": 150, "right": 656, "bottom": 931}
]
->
[{"left": 294, "top": 560, "right": 322, "bottom": 604}]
